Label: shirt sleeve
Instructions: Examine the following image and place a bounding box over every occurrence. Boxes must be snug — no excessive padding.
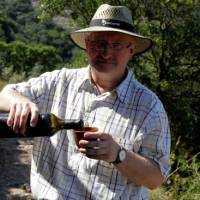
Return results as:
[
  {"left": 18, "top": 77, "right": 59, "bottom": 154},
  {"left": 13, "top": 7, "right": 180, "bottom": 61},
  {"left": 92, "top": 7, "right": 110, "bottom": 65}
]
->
[
  {"left": 2, "top": 70, "right": 62, "bottom": 111},
  {"left": 138, "top": 97, "right": 171, "bottom": 178}
]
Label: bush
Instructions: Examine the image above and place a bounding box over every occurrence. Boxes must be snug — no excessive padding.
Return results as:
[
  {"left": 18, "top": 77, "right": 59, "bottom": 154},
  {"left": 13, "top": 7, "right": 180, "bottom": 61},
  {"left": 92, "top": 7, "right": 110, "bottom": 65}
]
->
[{"left": 0, "top": 40, "right": 62, "bottom": 81}]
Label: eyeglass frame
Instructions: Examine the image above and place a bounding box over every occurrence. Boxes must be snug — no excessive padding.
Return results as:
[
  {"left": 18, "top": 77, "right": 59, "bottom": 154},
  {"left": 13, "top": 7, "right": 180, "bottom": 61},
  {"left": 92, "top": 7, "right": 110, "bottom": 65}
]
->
[{"left": 85, "top": 39, "right": 132, "bottom": 51}]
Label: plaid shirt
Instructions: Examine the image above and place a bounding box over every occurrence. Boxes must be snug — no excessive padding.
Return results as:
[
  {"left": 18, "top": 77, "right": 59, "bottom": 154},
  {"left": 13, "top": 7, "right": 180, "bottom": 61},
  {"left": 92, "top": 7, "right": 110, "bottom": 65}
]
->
[{"left": 7, "top": 66, "right": 170, "bottom": 200}]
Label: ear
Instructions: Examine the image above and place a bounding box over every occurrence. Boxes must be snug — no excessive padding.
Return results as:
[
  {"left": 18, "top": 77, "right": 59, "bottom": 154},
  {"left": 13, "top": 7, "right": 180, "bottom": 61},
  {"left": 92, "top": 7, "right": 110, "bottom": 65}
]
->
[
  {"left": 129, "top": 45, "right": 135, "bottom": 57},
  {"left": 85, "top": 39, "right": 90, "bottom": 51}
]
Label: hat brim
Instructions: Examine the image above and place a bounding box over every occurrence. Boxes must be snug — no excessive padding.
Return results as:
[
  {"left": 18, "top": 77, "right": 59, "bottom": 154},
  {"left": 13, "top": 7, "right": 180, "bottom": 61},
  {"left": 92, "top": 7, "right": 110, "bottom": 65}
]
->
[{"left": 70, "top": 26, "right": 153, "bottom": 56}]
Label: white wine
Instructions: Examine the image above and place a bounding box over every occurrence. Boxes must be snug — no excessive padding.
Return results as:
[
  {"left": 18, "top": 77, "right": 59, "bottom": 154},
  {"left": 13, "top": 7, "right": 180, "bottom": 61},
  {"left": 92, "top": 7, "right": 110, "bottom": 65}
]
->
[{"left": 0, "top": 112, "right": 84, "bottom": 138}]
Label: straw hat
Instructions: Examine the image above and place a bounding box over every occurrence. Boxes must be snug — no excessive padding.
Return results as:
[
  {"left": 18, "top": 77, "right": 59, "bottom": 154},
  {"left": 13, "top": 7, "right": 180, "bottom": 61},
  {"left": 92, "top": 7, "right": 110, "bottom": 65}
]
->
[{"left": 70, "top": 4, "right": 153, "bottom": 56}]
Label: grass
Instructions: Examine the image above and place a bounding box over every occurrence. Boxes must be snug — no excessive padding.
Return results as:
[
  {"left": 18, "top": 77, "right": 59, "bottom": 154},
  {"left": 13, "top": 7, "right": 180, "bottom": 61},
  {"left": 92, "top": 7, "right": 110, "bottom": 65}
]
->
[
  {"left": 150, "top": 187, "right": 169, "bottom": 200},
  {"left": 150, "top": 153, "right": 200, "bottom": 200}
]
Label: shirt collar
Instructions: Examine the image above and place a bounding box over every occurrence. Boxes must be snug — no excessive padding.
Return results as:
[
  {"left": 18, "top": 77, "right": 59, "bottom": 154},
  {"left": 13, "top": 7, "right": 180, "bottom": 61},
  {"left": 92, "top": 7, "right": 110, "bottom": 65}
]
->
[
  {"left": 116, "top": 68, "right": 134, "bottom": 104},
  {"left": 77, "top": 66, "right": 135, "bottom": 104},
  {"left": 77, "top": 66, "right": 96, "bottom": 93}
]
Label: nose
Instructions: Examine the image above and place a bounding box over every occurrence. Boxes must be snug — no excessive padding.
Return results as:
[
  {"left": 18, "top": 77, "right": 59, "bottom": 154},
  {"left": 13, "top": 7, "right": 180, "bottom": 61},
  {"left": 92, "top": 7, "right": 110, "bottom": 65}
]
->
[{"left": 99, "top": 47, "right": 112, "bottom": 59}]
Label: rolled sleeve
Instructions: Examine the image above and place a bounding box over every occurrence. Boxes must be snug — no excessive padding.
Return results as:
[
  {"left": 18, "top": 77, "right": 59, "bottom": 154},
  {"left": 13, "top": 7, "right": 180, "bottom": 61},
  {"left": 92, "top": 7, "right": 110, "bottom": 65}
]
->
[
  {"left": 2, "top": 70, "right": 62, "bottom": 110},
  {"left": 138, "top": 100, "right": 171, "bottom": 177}
]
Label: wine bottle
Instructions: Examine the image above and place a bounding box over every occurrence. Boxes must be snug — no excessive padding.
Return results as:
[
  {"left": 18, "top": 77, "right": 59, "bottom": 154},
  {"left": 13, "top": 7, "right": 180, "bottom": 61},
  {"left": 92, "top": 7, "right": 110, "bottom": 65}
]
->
[{"left": 0, "top": 112, "right": 84, "bottom": 138}]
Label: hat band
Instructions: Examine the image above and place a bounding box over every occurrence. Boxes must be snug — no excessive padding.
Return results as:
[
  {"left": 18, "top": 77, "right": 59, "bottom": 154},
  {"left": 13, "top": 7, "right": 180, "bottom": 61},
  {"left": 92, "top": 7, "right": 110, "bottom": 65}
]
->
[{"left": 90, "top": 19, "right": 134, "bottom": 32}]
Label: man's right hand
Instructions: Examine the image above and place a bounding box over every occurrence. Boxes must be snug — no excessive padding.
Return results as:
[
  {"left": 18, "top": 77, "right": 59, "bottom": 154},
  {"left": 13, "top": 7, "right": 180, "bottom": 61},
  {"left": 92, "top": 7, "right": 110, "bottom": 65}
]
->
[
  {"left": 0, "top": 90, "right": 40, "bottom": 134},
  {"left": 7, "top": 101, "right": 39, "bottom": 134}
]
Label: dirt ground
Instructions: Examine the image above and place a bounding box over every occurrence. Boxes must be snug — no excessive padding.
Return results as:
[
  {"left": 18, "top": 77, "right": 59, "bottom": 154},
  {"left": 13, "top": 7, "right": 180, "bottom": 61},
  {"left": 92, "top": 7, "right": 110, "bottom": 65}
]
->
[{"left": 0, "top": 138, "right": 33, "bottom": 200}]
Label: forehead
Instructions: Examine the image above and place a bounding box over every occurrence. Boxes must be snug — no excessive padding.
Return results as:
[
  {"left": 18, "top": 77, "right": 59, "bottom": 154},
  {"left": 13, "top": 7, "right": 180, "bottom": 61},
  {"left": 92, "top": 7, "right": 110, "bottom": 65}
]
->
[{"left": 88, "top": 31, "right": 133, "bottom": 41}]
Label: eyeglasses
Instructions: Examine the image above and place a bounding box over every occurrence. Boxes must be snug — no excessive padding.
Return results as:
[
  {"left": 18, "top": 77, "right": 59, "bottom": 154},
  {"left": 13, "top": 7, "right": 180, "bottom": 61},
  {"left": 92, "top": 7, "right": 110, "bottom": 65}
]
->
[{"left": 86, "top": 40, "right": 132, "bottom": 51}]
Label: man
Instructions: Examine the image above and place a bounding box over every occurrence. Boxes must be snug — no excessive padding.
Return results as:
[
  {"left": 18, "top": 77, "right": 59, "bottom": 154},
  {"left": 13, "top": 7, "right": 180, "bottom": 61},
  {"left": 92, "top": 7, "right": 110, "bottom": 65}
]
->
[{"left": 0, "top": 4, "right": 170, "bottom": 200}]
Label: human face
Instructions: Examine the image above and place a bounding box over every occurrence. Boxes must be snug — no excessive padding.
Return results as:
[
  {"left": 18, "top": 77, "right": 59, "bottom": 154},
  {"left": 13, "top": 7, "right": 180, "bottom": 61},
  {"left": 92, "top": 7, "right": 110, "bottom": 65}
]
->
[{"left": 85, "top": 32, "right": 135, "bottom": 75}]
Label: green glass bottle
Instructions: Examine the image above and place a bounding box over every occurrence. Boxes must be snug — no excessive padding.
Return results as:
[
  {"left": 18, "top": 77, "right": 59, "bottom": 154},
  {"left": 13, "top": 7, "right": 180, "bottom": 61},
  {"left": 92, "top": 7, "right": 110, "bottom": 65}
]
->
[{"left": 0, "top": 112, "right": 84, "bottom": 138}]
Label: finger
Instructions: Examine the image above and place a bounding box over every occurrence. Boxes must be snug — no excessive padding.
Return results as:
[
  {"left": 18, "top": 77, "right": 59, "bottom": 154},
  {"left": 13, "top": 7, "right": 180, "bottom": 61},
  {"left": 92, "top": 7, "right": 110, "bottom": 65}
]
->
[
  {"left": 97, "top": 133, "right": 110, "bottom": 140},
  {"left": 7, "top": 104, "right": 16, "bottom": 127},
  {"left": 84, "top": 147, "right": 112, "bottom": 162},
  {"left": 79, "top": 139, "right": 107, "bottom": 149},
  {"left": 13, "top": 104, "right": 23, "bottom": 133},
  {"left": 80, "top": 147, "right": 107, "bottom": 156},
  {"left": 79, "top": 140, "right": 98, "bottom": 148},
  {"left": 30, "top": 107, "right": 39, "bottom": 127},
  {"left": 84, "top": 132, "right": 109, "bottom": 141},
  {"left": 19, "top": 104, "right": 31, "bottom": 134},
  {"left": 85, "top": 154, "right": 108, "bottom": 161}
]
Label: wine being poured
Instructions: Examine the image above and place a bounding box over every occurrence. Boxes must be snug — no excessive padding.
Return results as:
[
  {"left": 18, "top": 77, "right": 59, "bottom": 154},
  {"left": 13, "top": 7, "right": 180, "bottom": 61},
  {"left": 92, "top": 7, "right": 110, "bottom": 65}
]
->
[{"left": 0, "top": 112, "right": 84, "bottom": 138}]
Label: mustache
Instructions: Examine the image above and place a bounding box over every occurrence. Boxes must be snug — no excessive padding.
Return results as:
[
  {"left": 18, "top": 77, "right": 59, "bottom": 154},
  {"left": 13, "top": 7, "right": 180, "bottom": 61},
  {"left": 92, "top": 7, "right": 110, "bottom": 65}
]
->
[{"left": 94, "top": 56, "right": 116, "bottom": 64}]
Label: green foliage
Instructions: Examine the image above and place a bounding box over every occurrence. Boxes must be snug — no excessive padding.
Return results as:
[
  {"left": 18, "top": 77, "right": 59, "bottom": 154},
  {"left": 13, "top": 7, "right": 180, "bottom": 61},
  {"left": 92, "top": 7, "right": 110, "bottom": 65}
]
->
[
  {"left": 64, "top": 48, "right": 88, "bottom": 68},
  {"left": 0, "top": 0, "right": 74, "bottom": 62},
  {"left": 150, "top": 152, "right": 200, "bottom": 200},
  {"left": 0, "top": 40, "right": 62, "bottom": 81},
  {"left": 38, "top": 0, "right": 102, "bottom": 25},
  {"left": 0, "top": 10, "right": 17, "bottom": 42},
  {"left": 169, "top": 154, "right": 200, "bottom": 199},
  {"left": 0, "top": 79, "right": 7, "bottom": 90}
]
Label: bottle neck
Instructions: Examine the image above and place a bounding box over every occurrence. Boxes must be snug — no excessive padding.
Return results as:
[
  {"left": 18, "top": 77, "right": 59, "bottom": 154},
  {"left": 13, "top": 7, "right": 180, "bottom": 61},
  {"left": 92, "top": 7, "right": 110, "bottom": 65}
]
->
[
  {"left": 47, "top": 113, "right": 84, "bottom": 130},
  {"left": 63, "top": 119, "right": 84, "bottom": 129}
]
